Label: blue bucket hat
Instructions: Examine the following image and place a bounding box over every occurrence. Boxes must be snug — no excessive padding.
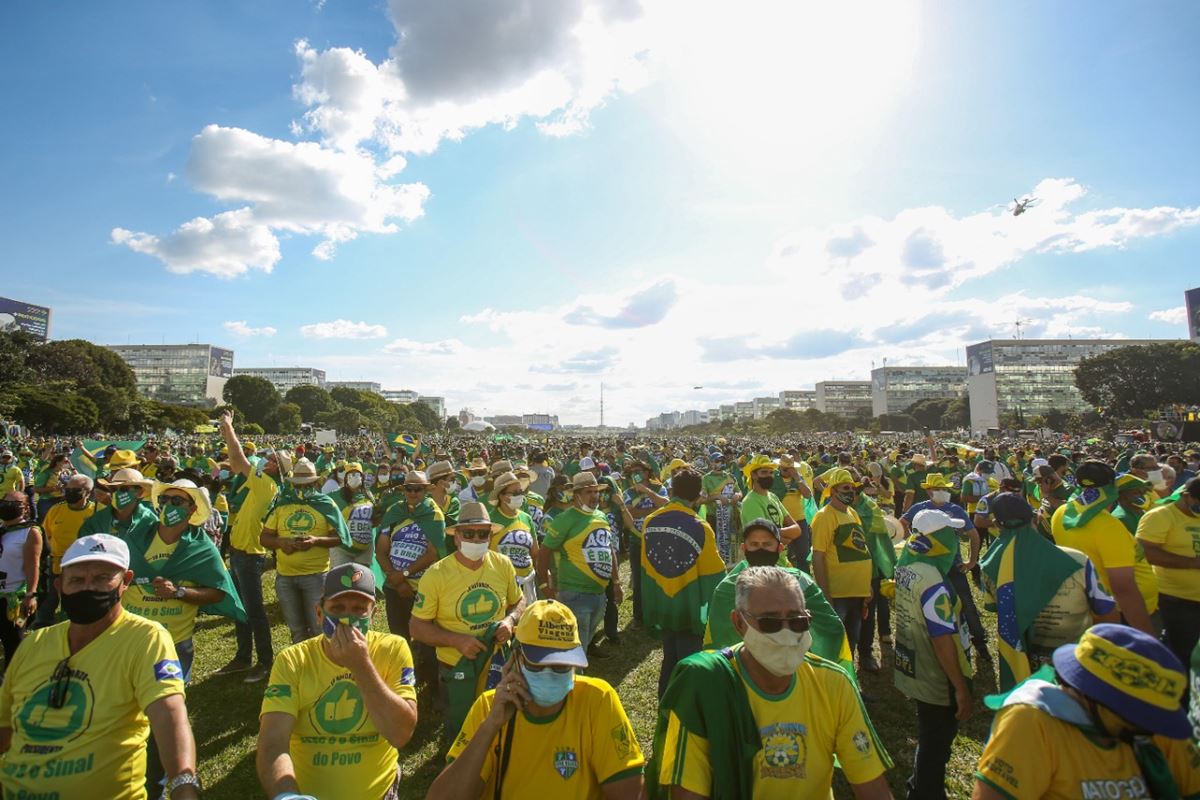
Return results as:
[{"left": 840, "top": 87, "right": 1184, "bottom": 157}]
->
[{"left": 1052, "top": 624, "right": 1190, "bottom": 738}]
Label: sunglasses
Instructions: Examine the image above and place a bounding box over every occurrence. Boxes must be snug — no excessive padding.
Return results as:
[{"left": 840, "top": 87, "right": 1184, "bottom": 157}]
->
[
  {"left": 521, "top": 655, "right": 572, "bottom": 674},
  {"left": 457, "top": 528, "right": 492, "bottom": 541},
  {"left": 741, "top": 610, "right": 812, "bottom": 634},
  {"left": 403, "top": 485, "right": 426, "bottom": 494},
  {"left": 49, "top": 657, "right": 72, "bottom": 709},
  {"left": 160, "top": 494, "right": 191, "bottom": 507}
]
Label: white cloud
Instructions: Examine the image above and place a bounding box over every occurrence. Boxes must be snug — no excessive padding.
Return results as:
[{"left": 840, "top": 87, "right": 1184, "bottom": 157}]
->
[
  {"left": 300, "top": 319, "right": 389, "bottom": 339},
  {"left": 224, "top": 320, "right": 277, "bottom": 337},
  {"left": 1149, "top": 306, "right": 1187, "bottom": 325},
  {"left": 382, "top": 337, "right": 465, "bottom": 355},
  {"left": 111, "top": 208, "right": 281, "bottom": 278}
]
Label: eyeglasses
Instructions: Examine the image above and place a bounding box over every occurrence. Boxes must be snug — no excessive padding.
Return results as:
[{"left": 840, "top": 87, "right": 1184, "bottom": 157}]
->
[
  {"left": 457, "top": 528, "right": 492, "bottom": 541},
  {"left": 160, "top": 494, "right": 190, "bottom": 507},
  {"left": 49, "top": 657, "right": 72, "bottom": 709},
  {"left": 741, "top": 610, "right": 812, "bottom": 634}
]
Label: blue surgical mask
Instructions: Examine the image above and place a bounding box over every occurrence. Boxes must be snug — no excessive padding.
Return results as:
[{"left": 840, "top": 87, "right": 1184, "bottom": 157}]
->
[{"left": 520, "top": 663, "right": 574, "bottom": 706}]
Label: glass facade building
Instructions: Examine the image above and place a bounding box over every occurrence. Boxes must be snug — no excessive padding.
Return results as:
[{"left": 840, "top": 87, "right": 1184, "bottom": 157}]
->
[
  {"left": 871, "top": 366, "right": 966, "bottom": 416},
  {"left": 815, "top": 381, "right": 872, "bottom": 418},
  {"left": 107, "top": 344, "right": 233, "bottom": 407}
]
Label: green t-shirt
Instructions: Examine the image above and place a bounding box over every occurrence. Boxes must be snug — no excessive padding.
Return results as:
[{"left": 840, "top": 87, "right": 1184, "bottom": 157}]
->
[
  {"left": 542, "top": 506, "right": 615, "bottom": 594},
  {"left": 906, "top": 469, "right": 933, "bottom": 505},
  {"left": 739, "top": 491, "right": 789, "bottom": 528},
  {"left": 892, "top": 561, "right": 973, "bottom": 706}
]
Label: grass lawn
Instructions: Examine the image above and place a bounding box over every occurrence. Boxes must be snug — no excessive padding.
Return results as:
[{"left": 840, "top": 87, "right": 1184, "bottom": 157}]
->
[{"left": 191, "top": 559, "right": 1002, "bottom": 799}]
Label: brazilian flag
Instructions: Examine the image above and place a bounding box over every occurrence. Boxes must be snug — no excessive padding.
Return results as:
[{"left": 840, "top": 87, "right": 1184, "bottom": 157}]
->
[
  {"left": 640, "top": 502, "right": 726, "bottom": 638},
  {"left": 1059, "top": 484, "right": 1118, "bottom": 530},
  {"left": 387, "top": 432, "right": 420, "bottom": 456}
]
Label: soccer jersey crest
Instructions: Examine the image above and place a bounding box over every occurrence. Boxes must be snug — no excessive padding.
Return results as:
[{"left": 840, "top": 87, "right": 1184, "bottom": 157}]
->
[{"left": 554, "top": 747, "right": 578, "bottom": 779}]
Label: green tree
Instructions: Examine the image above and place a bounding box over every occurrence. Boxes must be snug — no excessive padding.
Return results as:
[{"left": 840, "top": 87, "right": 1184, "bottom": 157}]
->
[
  {"left": 317, "top": 406, "right": 367, "bottom": 433},
  {"left": 764, "top": 408, "right": 805, "bottom": 434},
  {"left": 940, "top": 396, "right": 970, "bottom": 429},
  {"left": 269, "top": 402, "right": 303, "bottom": 434},
  {"left": 23, "top": 339, "right": 138, "bottom": 429},
  {"left": 0, "top": 331, "right": 38, "bottom": 389},
  {"left": 904, "top": 398, "right": 953, "bottom": 429},
  {"left": 240, "top": 422, "right": 265, "bottom": 436},
  {"left": 408, "top": 401, "right": 441, "bottom": 431},
  {"left": 13, "top": 386, "right": 99, "bottom": 433},
  {"left": 284, "top": 384, "right": 334, "bottom": 422},
  {"left": 1075, "top": 342, "right": 1200, "bottom": 418},
  {"left": 223, "top": 375, "right": 281, "bottom": 427},
  {"left": 877, "top": 412, "right": 918, "bottom": 432}
]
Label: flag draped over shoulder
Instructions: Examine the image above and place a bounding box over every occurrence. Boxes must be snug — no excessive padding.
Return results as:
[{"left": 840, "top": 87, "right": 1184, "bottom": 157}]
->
[
  {"left": 979, "top": 521, "right": 1081, "bottom": 691},
  {"left": 387, "top": 433, "right": 420, "bottom": 456},
  {"left": 126, "top": 524, "right": 246, "bottom": 622},
  {"left": 854, "top": 496, "right": 896, "bottom": 579},
  {"left": 640, "top": 503, "right": 726, "bottom": 638},
  {"left": 267, "top": 487, "right": 353, "bottom": 549},
  {"left": 1059, "top": 484, "right": 1118, "bottom": 530}
]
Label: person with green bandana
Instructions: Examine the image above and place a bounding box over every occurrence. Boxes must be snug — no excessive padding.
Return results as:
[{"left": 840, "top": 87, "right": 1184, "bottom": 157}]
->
[
  {"left": 1111, "top": 472, "right": 1153, "bottom": 535},
  {"left": 257, "top": 563, "right": 418, "bottom": 800},
  {"left": 80, "top": 467, "right": 158, "bottom": 540},
  {"left": 972, "top": 624, "right": 1200, "bottom": 800}
]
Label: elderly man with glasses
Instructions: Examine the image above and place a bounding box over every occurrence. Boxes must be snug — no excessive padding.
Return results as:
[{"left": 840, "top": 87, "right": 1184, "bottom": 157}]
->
[{"left": 0, "top": 534, "right": 200, "bottom": 800}]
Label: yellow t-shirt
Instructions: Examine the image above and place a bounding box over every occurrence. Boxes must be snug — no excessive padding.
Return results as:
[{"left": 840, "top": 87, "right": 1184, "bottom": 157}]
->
[
  {"left": 659, "top": 650, "right": 888, "bottom": 798},
  {"left": 490, "top": 508, "right": 537, "bottom": 577},
  {"left": 976, "top": 702, "right": 1200, "bottom": 799},
  {"left": 412, "top": 551, "right": 520, "bottom": 666},
  {"left": 42, "top": 501, "right": 98, "bottom": 574},
  {"left": 264, "top": 502, "right": 335, "bottom": 577},
  {"left": 810, "top": 504, "right": 872, "bottom": 598},
  {"left": 1136, "top": 503, "right": 1200, "bottom": 602},
  {"left": 122, "top": 534, "right": 199, "bottom": 644},
  {"left": 448, "top": 676, "right": 644, "bottom": 797},
  {"left": 0, "top": 610, "right": 185, "bottom": 800},
  {"left": 0, "top": 465, "right": 23, "bottom": 494},
  {"left": 261, "top": 631, "right": 417, "bottom": 800},
  {"left": 1052, "top": 506, "right": 1159, "bottom": 615},
  {"left": 229, "top": 468, "right": 279, "bottom": 555}
]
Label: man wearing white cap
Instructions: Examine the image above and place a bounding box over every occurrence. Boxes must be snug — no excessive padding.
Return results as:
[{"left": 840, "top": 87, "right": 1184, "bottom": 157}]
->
[
  {"left": 257, "top": 563, "right": 418, "bottom": 800},
  {"left": 0, "top": 534, "right": 200, "bottom": 800},
  {"left": 430, "top": 599, "right": 644, "bottom": 799}
]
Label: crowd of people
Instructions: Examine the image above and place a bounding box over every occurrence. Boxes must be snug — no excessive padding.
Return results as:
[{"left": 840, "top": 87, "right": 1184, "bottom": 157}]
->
[{"left": 0, "top": 417, "right": 1197, "bottom": 799}]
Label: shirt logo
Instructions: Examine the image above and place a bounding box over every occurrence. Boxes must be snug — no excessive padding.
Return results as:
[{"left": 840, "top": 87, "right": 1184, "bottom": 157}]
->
[
  {"left": 154, "top": 659, "right": 183, "bottom": 681},
  {"left": 459, "top": 585, "right": 502, "bottom": 626},
  {"left": 400, "top": 667, "right": 416, "bottom": 686},
  {"left": 759, "top": 722, "right": 808, "bottom": 779},
  {"left": 264, "top": 684, "right": 292, "bottom": 699},
  {"left": 852, "top": 731, "right": 870, "bottom": 754},
  {"left": 310, "top": 680, "right": 365, "bottom": 736},
  {"left": 554, "top": 747, "right": 578, "bottom": 779}
]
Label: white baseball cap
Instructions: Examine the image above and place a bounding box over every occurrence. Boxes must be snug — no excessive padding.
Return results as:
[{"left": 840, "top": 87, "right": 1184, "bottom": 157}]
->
[
  {"left": 61, "top": 534, "right": 131, "bottom": 571},
  {"left": 578, "top": 456, "right": 596, "bottom": 470},
  {"left": 912, "top": 508, "right": 966, "bottom": 534}
]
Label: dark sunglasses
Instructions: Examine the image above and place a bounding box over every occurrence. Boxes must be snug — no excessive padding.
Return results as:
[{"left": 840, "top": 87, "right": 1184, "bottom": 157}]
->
[
  {"left": 742, "top": 610, "right": 812, "bottom": 634},
  {"left": 160, "top": 495, "right": 190, "bottom": 507},
  {"left": 520, "top": 654, "right": 572, "bottom": 674},
  {"left": 49, "top": 657, "right": 72, "bottom": 709},
  {"left": 403, "top": 486, "right": 426, "bottom": 494},
  {"left": 457, "top": 528, "right": 491, "bottom": 541}
]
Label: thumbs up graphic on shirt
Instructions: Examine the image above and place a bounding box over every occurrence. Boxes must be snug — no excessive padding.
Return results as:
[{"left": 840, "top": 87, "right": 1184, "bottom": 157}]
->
[
  {"left": 466, "top": 594, "right": 497, "bottom": 618},
  {"left": 323, "top": 686, "right": 359, "bottom": 723}
]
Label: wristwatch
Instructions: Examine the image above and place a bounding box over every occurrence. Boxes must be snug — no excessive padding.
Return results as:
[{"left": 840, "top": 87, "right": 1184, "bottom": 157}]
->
[
  {"left": 166, "top": 771, "right": 202, "bottom": 796},
  {"left": 173, "top": 586, "right": 187, "bottom": 600},
  {"left": 401, "top": 568, "right": 411, "bottom": 578}
]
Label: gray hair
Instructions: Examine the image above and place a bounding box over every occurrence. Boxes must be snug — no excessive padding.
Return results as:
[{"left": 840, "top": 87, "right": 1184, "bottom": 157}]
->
[
  {"left": 1160, "top": 465, "right": 1176, "bottom": 483},
  {"left": 735, "top": 566, "right": 805, "bottom": 613},
  {"left": 67, "top": 474, "right": 94, "bottom": 491}
]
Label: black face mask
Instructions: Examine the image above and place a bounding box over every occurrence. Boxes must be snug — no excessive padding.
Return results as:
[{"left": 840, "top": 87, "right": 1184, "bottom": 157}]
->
[
  {"left": 755, "top": 475, "right": 774, "bottom": 490},
  {"left": 64, "top": 488, "right": 88, "bottom": 505},
  {"left": 61, "top": 586, "right": 121, "bottom": 625},
  {"left": 744, "top": 548, "right": 779, "bottom": 568},
  {"left": 0, "top": 500, "right": 24, "bottom": 523}
]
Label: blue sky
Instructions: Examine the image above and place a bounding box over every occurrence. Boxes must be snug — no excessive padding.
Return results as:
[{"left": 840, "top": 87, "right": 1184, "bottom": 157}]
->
[{"left": 2, "top": 1, "right": 1198, "bottom": 425}]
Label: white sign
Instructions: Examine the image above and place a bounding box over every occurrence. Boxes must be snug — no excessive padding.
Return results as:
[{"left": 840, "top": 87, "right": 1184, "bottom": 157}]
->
[{"left": 315, "top": 429, "right": 338, "bottom": 446}]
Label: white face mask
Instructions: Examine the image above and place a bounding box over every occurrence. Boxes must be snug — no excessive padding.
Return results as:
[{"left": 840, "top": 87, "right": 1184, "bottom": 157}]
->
[
  {"left": 506, "top": 493, "right": 525, "bottom": 509},
  {"left": 740, "top": 617, "right": 812, "bottom": 677},
  {"left": 471, "top": 475, "right": 487, "bottom": 488},
  {"left": 458, "top": 540, "right": 490, "bottom": 561},
  {"left": 346, "top": 473, "right": 362, "bottom": 489},
  {"left": 377, "top": 473, "right": 390, "bottom": 485},
  {"left": 930, "top": 490, "right": 951, "bottom": 504},
  {"left": 579, "top": 503, "right": 596, "bottom": 514},
  {"left": 1146, "top": 469, "right": 1166, "bottom": 489}
]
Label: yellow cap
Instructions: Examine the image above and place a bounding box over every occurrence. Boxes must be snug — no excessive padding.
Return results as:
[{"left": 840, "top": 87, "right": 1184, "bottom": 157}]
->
[{"left": 515, "top": 600, "right": 588, "bottom": 667}]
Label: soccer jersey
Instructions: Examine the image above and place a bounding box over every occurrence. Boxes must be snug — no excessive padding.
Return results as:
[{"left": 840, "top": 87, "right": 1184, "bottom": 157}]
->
[
  {"left": 1026, "top": 547, "right": 1115, "bottom": 661},
  {"left": 960, "top": 474, "right": 989, "bottom": 514},
  {"left": 261, "top": 631, "right": 417, "bottom": 800},
  {"left": 810, "top": 504, "right": 871, "bottom": 598},
  {"left": 0, "top": 610, "right": 185, "bottom": 800},
  {"left": 976, "top": 702, "right": 1200, "bottom": 799},
  {"left": 229, "top": 467, "right": 279, "bottom": 555},
  {"left": 489, "top": 506, "right": 536, "bottom": 577},
  {"left": 0, "top": 465, "right": 22, "bottom": 494},
  {"left": 122, "top": 533, "right": 199, "bottom": 643},
  {"left": 542, "top": 507, "right": 616, "bottom": 594},
  {"left": 1052, "top": 506, "right": 1159, "bottom": 615},
  {"left": 892, "top": 561, "right": 973, "bottom": 706},
  {"left": 1136, "top": 503, "right": 1200, "bottom": 601},
  {"left": 740, "top": 491, "right": 789, "bottom": 530},
  {"left": 412, "top": 551, "right": 520, "bottom": 666},
  {"left": 42, "top": 501, "right": 98, "bottom": 574},
  {"left": 448, "top": 676, "right": 644, "bottom": 798},
  {"left": 264, "top": 501, "right": 335, "bottom": 577},
  {"left": 658, "top": 649, "right": 887, "bottom": 799}
]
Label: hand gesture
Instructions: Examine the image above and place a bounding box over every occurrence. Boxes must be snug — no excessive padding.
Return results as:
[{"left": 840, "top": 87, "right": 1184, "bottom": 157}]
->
[
  {"left": 152, "top": 577, "right": 178, "bottom": 599},
  {"left": 326, "top": 620, "right": 372, "bottom": 671},
  {"left": 494, "top": 616, "right": 514, "bottom": 645},
  {"left": 485, "top": 655, "right": 530, "bottom": 729},
  {"left": 455, "top": 633, "right": 486, "bottom": 659}
]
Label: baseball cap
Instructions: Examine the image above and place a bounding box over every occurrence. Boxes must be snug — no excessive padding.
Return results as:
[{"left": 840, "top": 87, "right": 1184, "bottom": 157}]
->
[
  {"left": 61, "top": 534, "right": 130, "bottom": 571},
  {"left": 741, "top": 517, "right": 781, "bottom": 541},
  {"left": 990, "top": 493, "right": 1033, "bottom": 527},
  {"left": 912, "top": 508, "right": 966, "bottom": 533},
  {"left": 515, "top": 600, "right": 588, "bottom": 668},
  {"left": 578, "top": 456, "right": 596, "bottom": 470},
  {"left": 323, "top": 563, "right": 376, "bottom": 600}
]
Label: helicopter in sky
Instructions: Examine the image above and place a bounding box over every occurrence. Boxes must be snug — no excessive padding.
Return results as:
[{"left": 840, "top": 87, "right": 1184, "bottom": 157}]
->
[{"left": 1010, "top": 196, "right": 1040, "bottom": 216}]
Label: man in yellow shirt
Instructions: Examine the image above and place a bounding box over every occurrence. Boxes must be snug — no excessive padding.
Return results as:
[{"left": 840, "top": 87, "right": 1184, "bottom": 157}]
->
[
  {"left": 1052, "top": 461, "right": 1159, "bottom": 636},
  {"left": 0, "top": 534, "right": 200, "bottom": 800},
  {"left": 217, "top": 410, "right": 290, "bottom": 682},
  {"left": 811, "top": 468, "right": 873, "bottom": 657},
  {"left": 35, "top": 473, "right": 98, "bottom": 627},
  {"left": 652, "top": 566, "right": 891, "bottom": 799},
  {"left": 0, "top": 449, "right": 23, "bottom": 495},
  {"left": 1136, "top": 476, "right": 1200, "bottom": 667},
  {"left": 431, "top": 599, "right": 644, "bottom": 799},
  {"left": 262, "top": 458, "right": 351, "bottom": 645},
  {"left": 258, "top": 563, "right": 418, "bottom": 800},
  {"left": 411, "top": 502, "right": 524, "bottom": 741}
]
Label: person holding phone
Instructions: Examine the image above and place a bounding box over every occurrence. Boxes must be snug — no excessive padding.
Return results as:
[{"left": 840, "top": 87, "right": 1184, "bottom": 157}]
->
[{"left": 429, "top": 600, "right": 644, "bottom": 799}]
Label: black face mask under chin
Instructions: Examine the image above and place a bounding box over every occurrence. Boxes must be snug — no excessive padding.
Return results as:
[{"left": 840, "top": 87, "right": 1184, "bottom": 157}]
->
[
  {"left": 755, "top": 475, "right": 774, "bottom": 490},
  {"left": 744, "top": 548, "right": 779, "bottom": 568},
  {"left": 61, "top": 587, "right": 121, "bottom": 625}
]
